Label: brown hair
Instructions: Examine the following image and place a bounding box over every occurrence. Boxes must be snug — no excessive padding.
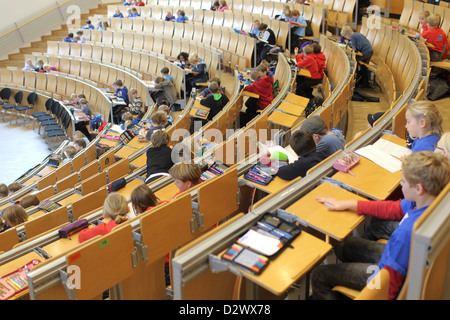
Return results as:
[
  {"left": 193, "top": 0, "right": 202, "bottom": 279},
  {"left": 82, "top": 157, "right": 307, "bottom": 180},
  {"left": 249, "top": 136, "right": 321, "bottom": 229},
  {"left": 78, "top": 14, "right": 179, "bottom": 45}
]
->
[
  {"left": 0, "top": 184, "right": 8, "bottom": 197},
  {"left": 402, "top": 151, "right": 450, "bottom": 197},
  {"left": 151, "top": 111, "right": 168, "bottom": 126},
  {"left": 169, "top": 163, "right": 202, "bottom": 185},
  {"left": 74, "top": 138, "right": 86, "bottom": 149},
  {"left": 103, "top": 193, "right": 129, "bottom": 224},
  {"left": 20, "top": 194, "right": 40, "bottom": 209},
  {"left": 2, "top": 205, "right": 28, "bottom": 227},
  {"left": 8, "top": 182, "right": 22, "bottom": 193},
  {"left": 151, "top": 130, "right": 170, "bottom": 147},
  {"left": 130, "top": 184, "right": 160, "bottom": 214}
]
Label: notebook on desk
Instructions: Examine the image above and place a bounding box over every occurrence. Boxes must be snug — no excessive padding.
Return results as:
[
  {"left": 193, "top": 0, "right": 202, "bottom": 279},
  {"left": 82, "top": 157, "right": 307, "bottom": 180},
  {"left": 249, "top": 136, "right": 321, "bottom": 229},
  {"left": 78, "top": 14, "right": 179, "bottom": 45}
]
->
[{"left": 195, "top": 108, "right": 209, "bottom": 118}]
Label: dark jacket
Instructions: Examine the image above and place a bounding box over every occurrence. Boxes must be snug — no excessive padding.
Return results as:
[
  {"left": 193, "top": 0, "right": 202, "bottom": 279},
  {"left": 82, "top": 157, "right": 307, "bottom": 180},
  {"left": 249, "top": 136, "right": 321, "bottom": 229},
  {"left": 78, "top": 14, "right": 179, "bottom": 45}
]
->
[
  {"left": 146, "top": 146, "right": 174, "bottom": 180},
  {"left": 276, "top": 151, "right": 326, "bottom": 180},
  {"left": 200, "top": 92, "right": 229, "bottom": 120}
]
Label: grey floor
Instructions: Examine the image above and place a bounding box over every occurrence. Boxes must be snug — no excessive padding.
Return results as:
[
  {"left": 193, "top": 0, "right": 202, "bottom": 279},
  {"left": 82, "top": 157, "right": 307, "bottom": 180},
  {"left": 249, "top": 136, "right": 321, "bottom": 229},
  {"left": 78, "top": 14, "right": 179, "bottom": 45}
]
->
[{"left": 0, "top": 116, "right": 51, "bottom": 185}]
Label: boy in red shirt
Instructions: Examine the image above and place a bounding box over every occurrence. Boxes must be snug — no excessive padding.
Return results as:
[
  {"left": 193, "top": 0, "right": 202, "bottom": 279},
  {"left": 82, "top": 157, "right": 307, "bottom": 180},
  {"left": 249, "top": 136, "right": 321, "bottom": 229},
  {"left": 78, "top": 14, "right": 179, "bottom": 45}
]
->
[
  {"left": 421, "top": 14, "right": 448, "bottom": 61},
  {"left": 240, "top": 70, "right": 274, "bottom": 126},
  {"left": 313, "top": 43, "right": 327, "bottom": 79},
  {"left": 295, "top": 44, "right": 322, "bottom": 99}
]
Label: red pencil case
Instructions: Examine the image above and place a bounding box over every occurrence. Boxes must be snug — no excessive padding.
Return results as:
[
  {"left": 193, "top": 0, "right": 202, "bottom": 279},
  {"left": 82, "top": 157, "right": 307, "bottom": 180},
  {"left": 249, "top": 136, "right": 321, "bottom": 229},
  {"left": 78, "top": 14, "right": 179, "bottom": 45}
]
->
[{"left": 0, "top": 259, "right": 41, "bottom": 300}]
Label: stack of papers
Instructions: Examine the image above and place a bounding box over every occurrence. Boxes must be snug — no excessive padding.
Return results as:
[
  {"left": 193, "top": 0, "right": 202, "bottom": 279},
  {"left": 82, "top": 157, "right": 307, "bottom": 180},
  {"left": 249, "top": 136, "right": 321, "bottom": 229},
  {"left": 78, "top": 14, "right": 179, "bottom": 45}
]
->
[{"left": 355, "top": 138, "right": 412, "bottom": 173}]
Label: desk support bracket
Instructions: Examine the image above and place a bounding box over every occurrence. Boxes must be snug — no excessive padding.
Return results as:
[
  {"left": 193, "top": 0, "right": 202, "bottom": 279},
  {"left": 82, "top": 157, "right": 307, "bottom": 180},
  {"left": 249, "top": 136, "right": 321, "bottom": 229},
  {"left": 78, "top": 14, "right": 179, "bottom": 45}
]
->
[
  {"left": 192, "top": 202, "right": 204, "bottom": 232},
  {"left": 276, "top": 209, "right": 308, "bottom": 229},
  {"left": 59, "top": 269, "right": 78, "bottom": 300},
  {"left": 208, "top": 254, "right": 242, "bottom": 277},
  {"left": 134, "top": 241, "right": 149, "bottom": 263}
]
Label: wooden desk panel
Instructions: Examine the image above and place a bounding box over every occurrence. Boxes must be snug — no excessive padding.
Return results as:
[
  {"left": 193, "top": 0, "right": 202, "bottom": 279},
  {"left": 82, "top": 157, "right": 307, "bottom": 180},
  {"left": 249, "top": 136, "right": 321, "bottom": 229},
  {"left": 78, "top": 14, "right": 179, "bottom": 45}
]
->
[
  {"left": 155, "top": 182, "right": 179, "bottom": 202},
  {"left": 276, "top": 101, "right": 306, "bottom": 117},
  {"left": 332, "top": 134, "right": 405, "bottom": 200},
  {"left": 286, "top": 182, "right": 367, "bottom": 241},
  {"left": 284, "top": 93, "right": 310, "bottom": 107},
  {"left": 57, "top": 193, "right": 83, "bottom": 207},
  {"left": 268, "top": 110, "right": 298, "bottom": 128}
]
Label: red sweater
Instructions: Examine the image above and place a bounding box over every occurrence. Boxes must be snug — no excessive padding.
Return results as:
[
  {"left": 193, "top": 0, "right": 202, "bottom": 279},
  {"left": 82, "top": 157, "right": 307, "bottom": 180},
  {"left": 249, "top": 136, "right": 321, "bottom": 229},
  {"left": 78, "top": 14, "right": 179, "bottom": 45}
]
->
[
  {"left": 421, "top": 27, "right": 449, "bottom": 59},
  {"left": 78, "top": 219, "right": 120, "bottom": 243},
  {"left": 297, "top": 54, "right": 322, "bottom": 80},
  {"left": 357, "top": 200, "right": 405, "bottom": 299},
  {"left": 244, "top": 76, "right": 274, "bottom": 109},
  {"left": 315, "top": 52, "right": 326, "bottom": 78}
]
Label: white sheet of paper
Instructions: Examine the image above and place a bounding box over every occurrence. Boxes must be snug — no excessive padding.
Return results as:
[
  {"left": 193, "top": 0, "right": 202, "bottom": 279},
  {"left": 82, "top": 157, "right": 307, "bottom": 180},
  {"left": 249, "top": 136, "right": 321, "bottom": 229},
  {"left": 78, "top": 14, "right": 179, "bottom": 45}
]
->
[
  {"left": 238, "top": 229, "right": 282, "bottom": 256},
  {"left": 373, "top": 138, "right": 412, "bottom": 159},
  {"left": 355, "top": 145, "right": 402, "bottom": 173}
]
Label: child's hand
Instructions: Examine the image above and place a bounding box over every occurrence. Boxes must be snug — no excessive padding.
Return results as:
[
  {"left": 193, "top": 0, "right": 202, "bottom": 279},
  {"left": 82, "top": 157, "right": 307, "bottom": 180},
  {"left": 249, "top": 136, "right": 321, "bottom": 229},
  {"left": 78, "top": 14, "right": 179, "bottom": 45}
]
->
[
  {"left": 316, "top": 196, "right": 357, "bottom": 212},
  {"left": 294, "top": 47, "right": 299, "bottom": 55}
]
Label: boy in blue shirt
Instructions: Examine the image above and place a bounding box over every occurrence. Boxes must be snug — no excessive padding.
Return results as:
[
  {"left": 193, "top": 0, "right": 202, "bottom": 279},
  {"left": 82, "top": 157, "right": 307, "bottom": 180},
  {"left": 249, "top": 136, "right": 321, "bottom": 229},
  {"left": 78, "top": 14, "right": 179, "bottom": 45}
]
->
[
  {"left": 312, "top": 151, "right": 450, "bottom": 299},
  {"left": 341, "top": 26, "right": 373, "bottom": 88},
  {"left": 290, "top": 9, "right": 307, "bottom": 53},
  {"left": 161, "top": 67, "right": 173, "bottom": 83}
]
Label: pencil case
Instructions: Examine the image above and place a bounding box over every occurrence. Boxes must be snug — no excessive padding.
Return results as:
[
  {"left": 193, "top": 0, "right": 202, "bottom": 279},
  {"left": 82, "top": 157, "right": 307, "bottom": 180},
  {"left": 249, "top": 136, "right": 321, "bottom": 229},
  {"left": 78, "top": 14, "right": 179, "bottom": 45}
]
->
[
  {"left": 332, "top": 151, "right": 360, "bottom": 175},
  {"left": 221, "top": 213, "right": 302, "bottom": 275},
  {"left": 59, "top": 219, "right": 89, "bottom": 239},
  {"left": 244, "top": 165, "right": 273, "bottom": 186},
  {"left": 0, "top": 259, "right": 41, "bottom": 300}
]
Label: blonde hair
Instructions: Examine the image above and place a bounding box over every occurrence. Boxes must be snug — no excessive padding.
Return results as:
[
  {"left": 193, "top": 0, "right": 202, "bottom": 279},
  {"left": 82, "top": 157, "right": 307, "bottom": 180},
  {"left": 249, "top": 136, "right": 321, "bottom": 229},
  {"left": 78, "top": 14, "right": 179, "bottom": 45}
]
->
[
  {"left": 419, "top": 11, "right": 430, "bottom": 18},
  {"left": 169, "top": 163, "right": 202, "bottom": 184},
  {"left": 402, "top": 151, "right": 450, "bottom": 197},
  {"left": 63, "top": 146, "right": 77, "bottom": 159},
  {"left": 406, "top": 101, "right": 443, "bottom": 137},
  {"left": 103, "top": 193, "right": 128, "bottom": 224},
  {"left": 2, "top": 205, "right": 28, "bottom": 227},
  {"left": 341, "top": 26, "right": 354, "bottom": 37},
  {"left": 436, "top": 132, "right": 450, "bottom": 159},
  {"left": 427, "top": 14, "right": 441, "bottom": 27},
  {"left": 151, "top": 130, "right": 170, "bottom": 147},
  {"left": 122, "top": 111, "right": 133, "bottom": 121},
  {"left": 73, "top": 131, "right": 87, "bottom": 140},
  {"left": 157, "top": 105, "right": 170, "bottom": 114}
]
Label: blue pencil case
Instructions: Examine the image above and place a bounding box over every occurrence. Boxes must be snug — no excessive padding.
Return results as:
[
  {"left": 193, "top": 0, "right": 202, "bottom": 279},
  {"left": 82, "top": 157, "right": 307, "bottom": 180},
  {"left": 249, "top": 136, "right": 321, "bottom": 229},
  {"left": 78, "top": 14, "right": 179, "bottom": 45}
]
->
[{"left": 244, "top": 165, "right": 273, "bottom": 186}]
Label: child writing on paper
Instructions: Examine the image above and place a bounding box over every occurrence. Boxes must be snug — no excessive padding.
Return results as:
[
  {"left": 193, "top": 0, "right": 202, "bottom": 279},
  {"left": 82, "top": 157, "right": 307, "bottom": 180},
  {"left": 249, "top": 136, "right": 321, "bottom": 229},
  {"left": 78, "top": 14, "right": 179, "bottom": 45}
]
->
[
  {"left": 78, "top": 193, "right": 129, "bottom": 243},
  {"left": 405, "top": 101, "right": 442, "bottom": 152},
  {"left": 312, "top": 151, "right": 450, "bottom": 300}
]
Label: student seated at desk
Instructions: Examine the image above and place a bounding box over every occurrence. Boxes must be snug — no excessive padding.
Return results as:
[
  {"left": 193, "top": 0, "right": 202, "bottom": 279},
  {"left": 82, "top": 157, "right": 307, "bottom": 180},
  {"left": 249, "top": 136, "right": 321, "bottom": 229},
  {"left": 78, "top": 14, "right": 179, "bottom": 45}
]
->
[
  {"left": 200, "top": 81, "right": 229, "bottom": 121},
  {"left": 128, "top": 88, "right": 145, "bottom": 117},
  {"left": 8, "top": 182, "right": 22, "bottom": 196},
  {"left": 158, "top": 105, "right": 173, "bottom": 126},
  {"left": 341, "top": 26, "right": 373, "bottom": 88},
  {"left": 311, "top": 151, "right": 450, "bottom": 300},
  {"left": 130, "top": 184, "right": 161, "bottom": 216},
  {"left": 299, "top": 115, "right": 346, "bottom": 158},
  {"left": 405, "top": 101, "right": 442, "bottom": 152},
  {"left": 240, "top": 71, "right": 274, "bottom": 127},
  {"left": 78, "top": 193, "right": 129, "bottom": 243},
  {"left": 0, "top": 183, "right": 8, "bottom": 199},
  {"left": 256, "top": 23, "right": 277, "bottom": 65},
  {"left": 145, "top": 131, "right": 174, "bottom": 183},
  {"left": 19, "top": 194, "right": 40, "bottom": 209},
  {"left": 420, "top": 14, "right": 448, "bottom": 61},
  {"left": 277, "top": 130, "right": 327, "bottom": 180},
  {"left": 168, "top": 163, "right": 202, "bottom": 199},
  {"left": 294, "top": 44, "right": 323, "bottom": 99},
  {"left": 0, "top": 205, "right": 29, "bottom": 234},
  {"left": 198, "top": 77, "right": 224, "bottom": 99},
  {"left": 112, "top": 80, "right": 130, "bottom": 106},
  {"left": 185, "top": 57, "right": 208, "bottom": 96},
  {"left": 73, "top": 138, "right": 86, "bottom": 152},
  {"left": 138, "top": 111, "right": 168, "bottom": 143},
  {"left": 151, "top": 77, "right": 178, "bottom": 108},
  {"left": 62, "top": 146, "right": 77, "bottom": 164}
]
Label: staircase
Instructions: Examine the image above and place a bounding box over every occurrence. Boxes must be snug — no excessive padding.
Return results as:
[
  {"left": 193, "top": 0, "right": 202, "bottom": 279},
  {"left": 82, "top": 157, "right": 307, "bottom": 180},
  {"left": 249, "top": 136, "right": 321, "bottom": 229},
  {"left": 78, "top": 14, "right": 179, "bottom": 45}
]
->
[{"left": 0, "top": 3, "right": 109, "bottom": 69}]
